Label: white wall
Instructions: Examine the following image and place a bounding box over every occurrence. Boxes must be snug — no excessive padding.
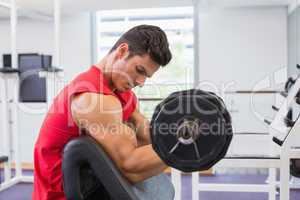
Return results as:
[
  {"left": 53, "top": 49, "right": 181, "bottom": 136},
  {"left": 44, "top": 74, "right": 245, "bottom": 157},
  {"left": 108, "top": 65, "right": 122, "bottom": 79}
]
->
[
  {"left": 197, "top": 7, "right": 288, "bottom": 161},
  {"left": 198, "top": 7, "right": 287, "bottom": 133},
  {"left": 0, "top": 13, "right": 92, "bottom": 163},
  {"left": 199, "top": 7, "right": 287, "bottom": 89}
]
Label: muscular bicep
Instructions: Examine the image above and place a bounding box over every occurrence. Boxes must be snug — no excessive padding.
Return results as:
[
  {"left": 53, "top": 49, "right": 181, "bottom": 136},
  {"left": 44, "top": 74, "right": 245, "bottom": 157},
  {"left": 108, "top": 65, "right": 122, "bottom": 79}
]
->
[
  {"left": 71, "top": 93, "right": 122, "bottom": 129},
  {"left": 70, "top": 93, "right": 137, "bottom": 167},
  {"left": 71, "top": 93, "right": 167, "bottom": 183}
]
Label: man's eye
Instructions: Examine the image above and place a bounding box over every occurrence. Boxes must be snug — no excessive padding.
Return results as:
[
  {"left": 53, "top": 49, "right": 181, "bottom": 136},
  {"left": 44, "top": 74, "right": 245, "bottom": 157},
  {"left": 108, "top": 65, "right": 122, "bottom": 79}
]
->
[{"left": 136, "top": 67, "right": 145, "bottom": 74}]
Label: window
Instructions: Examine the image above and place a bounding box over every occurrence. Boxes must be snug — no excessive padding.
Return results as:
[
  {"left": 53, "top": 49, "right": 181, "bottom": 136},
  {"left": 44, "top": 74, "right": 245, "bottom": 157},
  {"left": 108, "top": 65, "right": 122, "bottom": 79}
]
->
[{"left": 96, "top": 7, "right": 194, "bottom": 118}]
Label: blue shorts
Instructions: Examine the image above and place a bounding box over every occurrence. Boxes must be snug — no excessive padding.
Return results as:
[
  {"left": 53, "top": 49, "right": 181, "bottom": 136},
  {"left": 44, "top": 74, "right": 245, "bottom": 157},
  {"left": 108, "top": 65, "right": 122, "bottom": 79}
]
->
[
  {"left": 80, "top": 167, "right": 175, "bottom": 200},
  {"left": 132, "top": 173, "right": 175, "bottom": 200}
]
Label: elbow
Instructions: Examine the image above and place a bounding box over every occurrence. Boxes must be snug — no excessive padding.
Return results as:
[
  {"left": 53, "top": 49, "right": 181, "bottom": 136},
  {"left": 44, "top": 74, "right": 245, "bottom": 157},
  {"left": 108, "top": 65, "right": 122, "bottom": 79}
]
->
[
  {"left": 120, "top": 158, "right": 138, "bottom": 174},
  {"left": 123, "top": 172, "right": 145, "bottom": 184},
  {"left": 120, "top": 159, "right": 145, "bottom": 183}
]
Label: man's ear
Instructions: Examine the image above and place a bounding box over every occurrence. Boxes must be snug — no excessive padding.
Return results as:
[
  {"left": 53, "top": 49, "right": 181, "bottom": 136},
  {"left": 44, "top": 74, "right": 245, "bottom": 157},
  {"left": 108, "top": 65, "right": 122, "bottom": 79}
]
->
[{"left": 116, "top": 43, "right": 129, "bottom": 59}]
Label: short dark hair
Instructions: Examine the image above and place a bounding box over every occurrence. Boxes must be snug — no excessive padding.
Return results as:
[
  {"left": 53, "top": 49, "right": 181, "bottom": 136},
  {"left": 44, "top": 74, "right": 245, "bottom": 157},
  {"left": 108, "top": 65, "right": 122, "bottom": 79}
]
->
[{"left": 109, "top": 24, "right": 172, "bottom": 66}]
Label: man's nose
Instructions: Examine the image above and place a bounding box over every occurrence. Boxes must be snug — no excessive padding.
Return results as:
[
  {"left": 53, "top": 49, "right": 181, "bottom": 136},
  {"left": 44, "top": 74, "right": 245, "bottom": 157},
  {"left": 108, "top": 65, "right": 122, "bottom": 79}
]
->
[{"left": 135, "top": 76, "right": 146, "bottom": 86}]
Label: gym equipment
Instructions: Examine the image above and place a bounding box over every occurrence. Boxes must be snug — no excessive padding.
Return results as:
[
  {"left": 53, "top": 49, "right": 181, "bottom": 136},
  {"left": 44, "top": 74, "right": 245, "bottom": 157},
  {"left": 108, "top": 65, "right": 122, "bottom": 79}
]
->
[
  {"left": 2, "top": 54, "right": 11, "bottom": 68},
  {"left": 62, "top": 90, "right": 233, "bottom": 199},
  {"left": 284, "top": 109, "right": 294, "bottom": 128},
  {"left": 266, "top": 72, "right": 300, "bottom": 200},
  {"left": 284, "top": 77, "right": 296, "bottom": 92},
  {"left": 272, "top": 105, "right": 279, "bottom": 111},
  {"left": 280, "top": 91, "right": 288, "bottom": 98},
  {"left": 191, "top": 73, "right": 300, "bottom": 200},
  {"left": 0, "top": 66, "right": 63, "bottom": 192},
  {"left": 283, "top": 86, "right": 300, "bottom": 178},
  {"left": 295, "top": 89, "right": 300, "bottom": 105},
  {"left": 282, "top": 77, "right": 296, "bottom": 128},
  {"left": 264, "top": 119, "right": 272, "bottom": 125},
  {"left": 38, "top": 64, "right": 63, "bottom": 109},
  {"left": 150, "top": 89, "right": 233, "bottom": 172},
  {"left": 0, "top": 0, "right": 63, "bottom": 192},
  {"left": 62, "top": 136, "right": 139, "bottom": 200},
  {"left": 0, "top": 67, "right": 34, "bottom": 191},
  {"left": 271, "top": 75, "right": 300, "bottom": 179}
]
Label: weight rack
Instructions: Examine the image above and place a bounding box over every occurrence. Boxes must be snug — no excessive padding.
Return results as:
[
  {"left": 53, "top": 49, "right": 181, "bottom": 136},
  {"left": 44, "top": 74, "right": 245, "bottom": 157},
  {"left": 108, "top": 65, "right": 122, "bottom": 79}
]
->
[
  {"left": 269, "top": 73, "right": 300, "bottom": 200},
  {"left": 187, "top": 74, "right": 300, "bottom": 200}
]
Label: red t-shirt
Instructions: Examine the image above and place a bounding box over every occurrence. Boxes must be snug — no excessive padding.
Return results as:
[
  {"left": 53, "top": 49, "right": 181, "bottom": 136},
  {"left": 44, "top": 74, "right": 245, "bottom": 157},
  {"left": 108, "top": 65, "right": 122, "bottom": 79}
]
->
[{"left": 32, "top": 66, "right": 137, "bottom": 200}]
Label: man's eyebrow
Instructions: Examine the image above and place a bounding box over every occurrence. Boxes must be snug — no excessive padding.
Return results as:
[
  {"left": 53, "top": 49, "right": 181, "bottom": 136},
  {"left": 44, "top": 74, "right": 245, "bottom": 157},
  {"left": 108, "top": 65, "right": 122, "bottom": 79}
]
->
[{"left": 137, "top": 65, "right": 151, "bottom": 78}]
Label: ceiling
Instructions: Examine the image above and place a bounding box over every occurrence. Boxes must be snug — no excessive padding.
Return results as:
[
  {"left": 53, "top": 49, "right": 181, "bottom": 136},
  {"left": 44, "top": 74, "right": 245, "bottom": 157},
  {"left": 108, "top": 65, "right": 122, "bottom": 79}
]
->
[{"left": 0, "top": 0, "right": 297, "bottom": 20}]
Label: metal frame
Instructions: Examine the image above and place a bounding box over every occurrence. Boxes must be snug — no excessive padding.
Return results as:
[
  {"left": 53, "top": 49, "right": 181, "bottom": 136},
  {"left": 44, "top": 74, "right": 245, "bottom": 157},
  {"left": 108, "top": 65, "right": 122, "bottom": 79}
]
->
[
  {"left": 90, "top": 12, "right": 97, "bottom": 65},
  {"left": 0, "top": 0, "right": 62, "bottom": 192},
  {"left": 0, "top": 0, "right": 30, "bottom": 191},
  {"left": 0, "top": 72, "right": 34, "bottom": 192},
  {"left": 270, "top": 74, "right": 300, "bottom": 200},
  {"left": 191, "top": 158, "right": 278, "bottom": 200}
]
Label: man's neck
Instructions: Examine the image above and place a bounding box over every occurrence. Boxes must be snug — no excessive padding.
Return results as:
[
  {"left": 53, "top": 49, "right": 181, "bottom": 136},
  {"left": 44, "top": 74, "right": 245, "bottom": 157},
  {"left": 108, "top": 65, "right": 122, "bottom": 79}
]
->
[{"left": 95, "top": 57, "right": 117, "bottom": 92}]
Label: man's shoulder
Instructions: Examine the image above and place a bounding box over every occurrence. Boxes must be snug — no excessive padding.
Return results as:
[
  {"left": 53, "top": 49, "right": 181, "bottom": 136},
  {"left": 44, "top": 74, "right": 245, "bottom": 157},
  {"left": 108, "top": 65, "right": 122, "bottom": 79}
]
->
[{"left": 67, "top": 66, "right": 112, "bottom": 95}]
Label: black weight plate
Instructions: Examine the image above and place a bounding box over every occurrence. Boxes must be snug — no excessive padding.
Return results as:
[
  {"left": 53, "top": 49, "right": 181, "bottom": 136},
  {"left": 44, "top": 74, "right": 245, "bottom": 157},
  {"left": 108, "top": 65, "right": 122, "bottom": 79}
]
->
[
  {"left": 151, "top": 96, "right": 226, "bottom": 171},
  {"left": 150, "top": 89, "right": 233, "bottom": 172},
  {"left": 198, "top": 90, "right": 233, "bottom": 167},
  {"left": 169, "top": 89, "right": 232, "bottom": 125}
]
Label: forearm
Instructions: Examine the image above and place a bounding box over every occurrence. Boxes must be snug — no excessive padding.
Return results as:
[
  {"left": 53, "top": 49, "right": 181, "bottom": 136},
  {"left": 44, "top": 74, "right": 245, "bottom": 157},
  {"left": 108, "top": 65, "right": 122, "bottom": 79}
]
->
[
  {"left": 87, "top": 124, "right": 165, "bottom": 183},
  {"left": 122, "top": 145, "right": 167, "bottom": 182}
]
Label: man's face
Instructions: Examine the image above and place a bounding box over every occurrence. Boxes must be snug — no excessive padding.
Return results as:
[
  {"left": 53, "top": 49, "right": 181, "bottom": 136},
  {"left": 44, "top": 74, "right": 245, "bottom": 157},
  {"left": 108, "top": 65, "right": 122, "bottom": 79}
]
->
[{"left": 110, "top": 44, "right": 160, "bottom": 92}]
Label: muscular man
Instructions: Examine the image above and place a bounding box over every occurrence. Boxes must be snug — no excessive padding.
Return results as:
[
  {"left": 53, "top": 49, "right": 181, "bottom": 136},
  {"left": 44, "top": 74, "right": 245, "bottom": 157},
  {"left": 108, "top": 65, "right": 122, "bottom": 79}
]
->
[{"left": 33, "top": 25, "right": 174, "bottom": 200}]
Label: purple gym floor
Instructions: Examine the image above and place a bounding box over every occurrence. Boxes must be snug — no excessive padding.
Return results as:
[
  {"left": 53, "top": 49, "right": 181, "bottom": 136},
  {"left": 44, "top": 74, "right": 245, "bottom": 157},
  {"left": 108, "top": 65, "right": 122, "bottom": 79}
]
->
[{"left": 0, "top": 170, "right": 299, "bottom": 200}]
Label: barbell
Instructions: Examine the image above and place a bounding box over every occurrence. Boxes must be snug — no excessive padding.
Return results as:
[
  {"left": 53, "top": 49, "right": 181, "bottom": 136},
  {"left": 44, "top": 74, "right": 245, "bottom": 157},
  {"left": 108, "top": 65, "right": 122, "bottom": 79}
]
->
[{"left": 150, "top": 89, "right": 233, "bottom": 172}]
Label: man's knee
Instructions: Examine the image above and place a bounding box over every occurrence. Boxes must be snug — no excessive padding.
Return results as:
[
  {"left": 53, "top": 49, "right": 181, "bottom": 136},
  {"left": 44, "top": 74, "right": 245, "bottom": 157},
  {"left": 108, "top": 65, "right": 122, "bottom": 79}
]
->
[
  {"left": 132, "top": 173, "right": 175, "bottom": 200},
  {"left": 154, "top": 173, "right": 175, "bottom": 199}
]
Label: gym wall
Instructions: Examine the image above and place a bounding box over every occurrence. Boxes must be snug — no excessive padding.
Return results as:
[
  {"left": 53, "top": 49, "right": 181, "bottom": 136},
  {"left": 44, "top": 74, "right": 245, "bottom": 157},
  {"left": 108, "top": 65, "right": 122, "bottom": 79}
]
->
[
  {"left": 198, "top": 7, "right": 287, "bottom": 165},
  {"left": 0, "top": 13, "right": 92, "bottom": 163}
]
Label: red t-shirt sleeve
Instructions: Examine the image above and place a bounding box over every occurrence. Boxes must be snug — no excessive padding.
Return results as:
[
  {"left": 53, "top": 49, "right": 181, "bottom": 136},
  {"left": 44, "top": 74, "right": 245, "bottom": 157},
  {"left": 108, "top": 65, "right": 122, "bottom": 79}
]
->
[
  {"left": 66, "top": 68, "right": 138, "bottom": 122},
  {"left": 67, "top": 70, "right": 112, "bottom": 99}
]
